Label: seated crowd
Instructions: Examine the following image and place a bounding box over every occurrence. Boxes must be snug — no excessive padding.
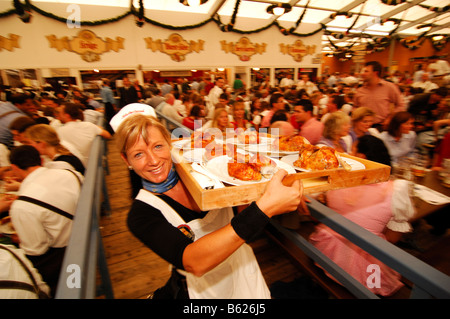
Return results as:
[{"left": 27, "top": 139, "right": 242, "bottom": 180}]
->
[
  {"left": 0, "top": 60, "right": 448, "bottom": 298},
  {"left": 0, "top": 87, "right": 111, "bottom": 298}
]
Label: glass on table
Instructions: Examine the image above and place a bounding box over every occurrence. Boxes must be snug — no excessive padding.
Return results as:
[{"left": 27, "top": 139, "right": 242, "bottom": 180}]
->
[
  {"left": 441, "top": 158, "right": 450, "bottom": 187},
  {"left": 411, "top": 152, "right": 429, "bottom": 178},
  {"left": 392, "top": 157, "right": 413, "bottom": 180}
]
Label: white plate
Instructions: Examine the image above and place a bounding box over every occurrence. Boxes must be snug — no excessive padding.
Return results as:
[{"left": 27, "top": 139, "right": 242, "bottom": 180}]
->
[
  {"left": 173, "top": 137, "right": 224, "bottom": 151},
  {"left": 281, "top": 154, "right": 365, "bottom": 171},
  {"left": 172, "top": 138, "right": 191, "bottom": 150},
  {"left": 245, "top": 135, "right": 311, "bottom": 157},
  {"left": 204, "top": 155, "right": 296, "bottom": 186},
  {"left": 183, "top": 149, "right": 206, "bottom": 163},
  {"left": 245, "top": 143, "right": 299, "bottom": 157},
  {"left": 225, "top": 136, "right": 274, "bottom": 147}
]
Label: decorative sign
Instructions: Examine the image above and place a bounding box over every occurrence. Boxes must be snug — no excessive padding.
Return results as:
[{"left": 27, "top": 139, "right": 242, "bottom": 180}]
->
[
  {"left": 280, "top": 40, "right": 316, "bottom": 62},
  {"left": 0, "top": 34, "right": 20, "bottom": 52},
  {"left": 50, "top": 68, "right": 71, "bottom": 77},
  {"left": 312, "top": 54, "right": 322, "bottom": 64},
  {"left": 160, "top": 71, "right": 192, "bottom": 77},
  {"left": 351, "top": 45, "right": 366, "bottom": 63},
  {"left": 46, "top": 30, "right": 124, "bottom": 62},
  {"left": 220, "top": 37, "right": 266, "bottom": 61},
  {"left": 144, "top": 33, "right": 204, "bottom": 62}
]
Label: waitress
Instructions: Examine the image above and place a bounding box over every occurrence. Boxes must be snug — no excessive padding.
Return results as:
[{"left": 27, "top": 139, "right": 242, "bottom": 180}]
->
[{"left": 114, "top": 113, "right": 303, "bottom": 299}]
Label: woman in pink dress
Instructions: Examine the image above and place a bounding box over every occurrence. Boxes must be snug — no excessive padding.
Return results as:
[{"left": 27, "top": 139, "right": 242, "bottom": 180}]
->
[{"left": 309, "top": 135, "right": 415, "bottom": 296}]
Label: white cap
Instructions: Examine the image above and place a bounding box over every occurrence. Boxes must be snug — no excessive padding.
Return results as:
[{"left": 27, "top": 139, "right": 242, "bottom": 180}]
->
[{"left": 109, "top": 103, "right": 157, "bottom": 132}]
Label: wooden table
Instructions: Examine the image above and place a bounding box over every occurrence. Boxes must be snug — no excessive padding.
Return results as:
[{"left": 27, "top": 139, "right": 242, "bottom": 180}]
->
[{"left": 411, "top": 170, "right": 450, "bottom": 222}]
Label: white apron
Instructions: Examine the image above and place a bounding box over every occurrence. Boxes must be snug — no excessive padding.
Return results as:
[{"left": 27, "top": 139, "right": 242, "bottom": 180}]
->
[{"left": 136, "top": 189, "right": 271, "bottom": 299}]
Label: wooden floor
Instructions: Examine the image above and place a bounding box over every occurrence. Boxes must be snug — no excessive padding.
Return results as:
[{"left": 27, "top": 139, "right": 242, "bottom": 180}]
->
[{"left": 100, "top": 137, "right": 304, "bottom": 299}]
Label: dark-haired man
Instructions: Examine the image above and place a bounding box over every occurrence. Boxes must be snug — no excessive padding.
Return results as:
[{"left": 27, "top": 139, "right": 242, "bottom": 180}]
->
[
  {"left": 0, "top": 93, "right": 36, "bottom": 148},
  {"left": 292, "top": 99, "right": 324, "bottom": 145},
  {"left": 354, "top": 61, "right": 405, "bottom": 130},
  {"left": 57, "top": 102, "right": 111, "bottom": 166}
]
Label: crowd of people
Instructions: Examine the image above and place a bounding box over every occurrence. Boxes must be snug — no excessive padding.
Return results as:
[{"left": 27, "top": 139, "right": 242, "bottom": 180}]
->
[
  {"left": 0, "top": 84, "right": 111, "bottom": 298},
  {"left": 126, "top": 61, "right": 449, "bottom": 171},
  {"left": 0, "top": 58, "right": 449, "bottom": 299}
]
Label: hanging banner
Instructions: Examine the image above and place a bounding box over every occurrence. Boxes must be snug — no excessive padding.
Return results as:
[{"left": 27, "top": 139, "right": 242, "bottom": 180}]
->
[
  {"left": 144, "top": 33, "right": 204, "bottom": 62},
  {"left": 0, "top": 34, "right": 20, "bottom": 52},
  {"left": 46, "top": 29, "right": 124, "bottom": 62},
  {"left": 220, "top": 37, "right": 266, "bottom": 61},
  {"left": 280, "top": 40, "right": 316, "bottom": 62}
]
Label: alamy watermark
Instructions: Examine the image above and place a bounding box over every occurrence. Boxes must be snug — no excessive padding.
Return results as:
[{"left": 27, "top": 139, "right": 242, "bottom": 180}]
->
[
  {"left": 66, "top": 4, "right": 81, "bottom": 29},
  {"left": 66, "top": 264, "right": 81, "bottom": 288},
  {"left": 366, "top": 264, "right": 381, "bottom": 289}
]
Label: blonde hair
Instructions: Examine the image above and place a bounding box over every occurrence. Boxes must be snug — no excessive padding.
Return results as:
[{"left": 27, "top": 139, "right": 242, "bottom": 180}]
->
[
  {"left": 24, "top": 124, "right": 70, "bottom": 155},
  {"left": 115, "top": 114, "right": 171, "bottom": 158},
  {"left": 211, "top": 107, "right": 231, "bottom": 131},
  {"left": 351, "top": 107, "right": 375, "bottom": 123},
  {"left": 323, "top": 111, "right": 350, "bottom": 140}
]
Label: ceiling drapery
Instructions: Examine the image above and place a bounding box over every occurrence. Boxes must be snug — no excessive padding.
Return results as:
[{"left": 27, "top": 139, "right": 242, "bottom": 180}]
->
[{"left": 1, "top": 0, "right": 448, "bottom": 54}]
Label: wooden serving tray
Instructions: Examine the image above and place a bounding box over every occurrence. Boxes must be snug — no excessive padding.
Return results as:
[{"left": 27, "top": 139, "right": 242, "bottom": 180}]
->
[{"left": 172, "top": 148, "right": 391, "bottom": 211}]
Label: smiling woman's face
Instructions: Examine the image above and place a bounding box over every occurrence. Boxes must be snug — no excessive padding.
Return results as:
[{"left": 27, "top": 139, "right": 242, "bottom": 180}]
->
[{"left": 123, "top": 126, "right": 172, "bottom": 184}]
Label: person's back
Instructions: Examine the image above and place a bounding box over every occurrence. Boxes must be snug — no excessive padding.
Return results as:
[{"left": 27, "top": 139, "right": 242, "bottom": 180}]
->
[
  {"left": 0, "top": 244, "right": 51, "bottom": 299},
  {"left": 57, "top": 120, "right": 102, "bottom": 167},
  {"left": 11, "top": 166, "right": 82, "bottom": 255},
  {"left": 57, "top": 103, "right": 110, "bottom": 166},
  {"left": 9, "top": 145, "right": 83, "bottom": 295}
]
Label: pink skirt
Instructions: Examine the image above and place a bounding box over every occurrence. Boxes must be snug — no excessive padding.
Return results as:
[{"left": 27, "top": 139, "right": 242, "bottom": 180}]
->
[{"left": 309, "top": 225, "right": 404, "bottom": 297}]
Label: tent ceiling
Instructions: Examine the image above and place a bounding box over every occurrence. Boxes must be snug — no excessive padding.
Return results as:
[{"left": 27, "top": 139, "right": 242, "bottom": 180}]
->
[{"left": 9, "top": 0, "right": 450, "bottom": 53}]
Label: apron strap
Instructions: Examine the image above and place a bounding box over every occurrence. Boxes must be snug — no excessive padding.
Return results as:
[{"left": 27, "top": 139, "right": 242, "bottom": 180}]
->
[{"left": 135, "top": 189, "right": 186, "bottom": 227}]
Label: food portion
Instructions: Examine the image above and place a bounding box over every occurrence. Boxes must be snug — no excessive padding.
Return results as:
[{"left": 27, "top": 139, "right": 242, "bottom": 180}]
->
[
  {"left": 294, "top": 145, "right": 339, "bottom": 170},
  {"left": 236, "top": 130, "right": 260, "bottom": 144},
  {"left": 273, "top": 135, "right": 308, "bottom": 152},
  {"left": 227, "top": 153, "right": 276, "bottom": 181},
  {"left": 190, "top": 131, "right": 216, "bottom": 148},
  {"left": 204, "top": 141, "right": 236, "bottom": 161}
]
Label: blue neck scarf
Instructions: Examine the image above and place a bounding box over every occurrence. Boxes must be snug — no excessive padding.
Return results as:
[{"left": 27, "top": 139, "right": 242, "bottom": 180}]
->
[{"left": 142, "top": 165, "right": 179, "bottom": 194}]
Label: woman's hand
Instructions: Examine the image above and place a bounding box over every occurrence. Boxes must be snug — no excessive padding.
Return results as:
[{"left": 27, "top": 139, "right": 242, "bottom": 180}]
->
[{"left": 256, "top": 169, "right": 303, "bottom": 218}]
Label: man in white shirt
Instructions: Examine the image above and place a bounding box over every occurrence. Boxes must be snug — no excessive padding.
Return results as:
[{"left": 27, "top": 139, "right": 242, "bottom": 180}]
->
[
  {"left": 9, "top": 145, "right": 83, "bottom": 296},
  {"left": 342, "top": 72, "right": 359, "bottom": 87},
  {"left": 296, "top": 74, "right": 319, "bottom": 96},
  {"left": 157, "top": 93, "right": 184, "bottom": 130},
  {"left": 279, "top": 73, "right": 294, "bottom": 88},
  {"left": 412, "top": 72, "right": 439, "bottom": 93},
  {"left": 0, "top": 244, "right": 51, "bottom": 299},
  {"left": 413, "top": 64, "right": 425, "bottom": 83},
  {"left": 206, "top": 77, "right": 225, "bottom": 120},
  {"left": 57, "top": 102, "right": 111, "bottom": 167}
]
